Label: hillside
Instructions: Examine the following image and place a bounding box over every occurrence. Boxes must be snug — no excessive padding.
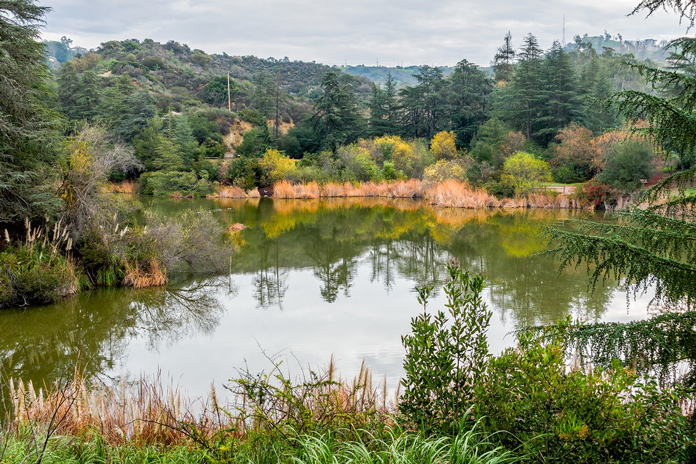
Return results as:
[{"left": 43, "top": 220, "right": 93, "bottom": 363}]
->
[
  {"left": 340, "top": 65, "right": 454, "bottom": 87},
  {"left": 46, "top": 38, "right": 375, "bottom": 123}
]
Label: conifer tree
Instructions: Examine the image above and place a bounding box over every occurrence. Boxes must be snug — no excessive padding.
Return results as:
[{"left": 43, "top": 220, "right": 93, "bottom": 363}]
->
[
  {"left": 547, "top": 36, "right": 696, "bottom": 305},
  {"left": 447, "top": 59, "right": 492, "bottom": 147},
  {"left": 536, "top": 41, "right": 580, "bottom": 144},
  {"left": 492, "top": 31, "right": 516, "bottom": 83},
  {"left": 0, "top": 0, "right": 61, "bottom": 222}
]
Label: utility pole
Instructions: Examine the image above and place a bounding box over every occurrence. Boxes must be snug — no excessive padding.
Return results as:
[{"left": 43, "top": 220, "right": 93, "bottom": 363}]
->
[
  {"left": 563, "top": 14, "right": 566, "bottom": 45},
  {"left": 227, "top": 72, "right": 231, "bottom": 112},
  {"left": 275, "top": 71, "right": 281, "bottom": 139}
]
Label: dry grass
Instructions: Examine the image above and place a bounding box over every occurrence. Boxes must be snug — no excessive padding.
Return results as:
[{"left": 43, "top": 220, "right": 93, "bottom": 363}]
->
[
  {"left": 9, "top": 374, "right": 232, "bottom": 446},
  {"left": 104, "top": 181, "right": 136, "bottom": 194},
  {"left": 268, "top": 180, "right": 584, "bottom": 210},
  {"left": 122, "top": 258, "right": 167, "bottom": 289},
  {"left": 273, "top": 180, "right": 428, "bottom": 200},
  {"left": 208, "top": 185, "right": 262, "bottom": 199},
  {"left": 272, "top": 180, "right": 296, "bottom": 199},
  {"left": 9, "top": 360, "right": 395, "bottom": 446},
  {"left": 425, "top": 180, "right": 499, "bottom": 209}
]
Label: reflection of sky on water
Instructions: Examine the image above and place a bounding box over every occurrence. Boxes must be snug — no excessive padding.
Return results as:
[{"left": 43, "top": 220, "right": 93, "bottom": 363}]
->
[
  {"left": 110, "top": 252, "right": 653, "bottom": 402},
  {"left": 0, "top": 199, "right": 656, "bottom": 404}
]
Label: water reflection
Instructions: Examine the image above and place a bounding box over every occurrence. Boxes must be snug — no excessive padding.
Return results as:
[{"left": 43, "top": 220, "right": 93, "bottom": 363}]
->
[
  {"left": 1, "top": 197, "right": 643, "bottom": 398},
  {"left": 0, "top": 277, "right": 225, "bottom": 388}
]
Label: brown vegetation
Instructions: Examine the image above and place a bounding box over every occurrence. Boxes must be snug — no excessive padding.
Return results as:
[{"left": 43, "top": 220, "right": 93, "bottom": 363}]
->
[
  {"left": 9, "top": 360, "right": 394, "bottom": 446},
  {"left": 122, "top": 258, "right": 167, "bottom": 289}
]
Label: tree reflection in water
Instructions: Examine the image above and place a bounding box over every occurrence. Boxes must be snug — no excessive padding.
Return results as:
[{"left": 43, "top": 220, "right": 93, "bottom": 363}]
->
[
  {"left": 1, "top": 198, "right": 634, "bottom": 400},
  {"left": 0, "top": 276, "right": 226, "bottom": 393}
]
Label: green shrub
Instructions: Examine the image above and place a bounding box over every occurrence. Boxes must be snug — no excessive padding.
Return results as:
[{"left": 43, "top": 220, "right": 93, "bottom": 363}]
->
[
  {"left": 0, "top": 243, "right": 80, "bottom": 308},
  {"left": 146, "top": 170, "right": 211, "bottom": 197},
  {"left": 400, "top": 261, "right": 491, "bottom": 434},
  {"left": 476, "top": 322, "right": 695, "bottom": 463}
]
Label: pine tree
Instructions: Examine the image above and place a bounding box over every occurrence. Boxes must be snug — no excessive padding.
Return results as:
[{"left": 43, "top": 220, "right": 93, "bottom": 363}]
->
[
  {"left": 368, "top": 73, "right": 399, "bottom": 137},
  {"left": 492, "top": 31, "right": 516, "bottom": 83},
  {"left": 0, "top": 0, "right": 61, "bottom": 222},
  {"left": 312, "top": 71, "right": 365, "bottom": 151},
  {"left": 536, "top": 41, "right": 580, "bottom": 144},
  {"left": 547, "top": 37, "right": 696, "bottom": 305},
  {"left": 498, "top": 34, "right": 544, "bottom": 141},
  {"left": 446, "top": 59, "right": 492, "bottom": 147}
]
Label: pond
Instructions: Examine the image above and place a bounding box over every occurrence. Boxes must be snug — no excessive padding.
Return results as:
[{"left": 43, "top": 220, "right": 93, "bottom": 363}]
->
[{"left": 0, "top": 198, "right": 654, "bottom": 401}]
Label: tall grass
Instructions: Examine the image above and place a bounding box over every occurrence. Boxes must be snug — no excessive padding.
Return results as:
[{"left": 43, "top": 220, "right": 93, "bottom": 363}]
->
[
  {"left": 209, "top": 185, "right": 260, "bottom": 199},
  {"left": 424, "top": 180, "right": 498, "bottom": 208},
  {"left": 9, "top": 373, "right": 232, "bottom": 446},
  {"left": 0, "top": 219, "right": 80, "bottom": 307},
  {"left": 122, "top": 257, "right": 167, "bottom": 289},
  {"left": 8, "top": 360, "right": 394, "bottom": 447},
  {"left": 270, "top": 180, "right": 574, "bottom": 209}
]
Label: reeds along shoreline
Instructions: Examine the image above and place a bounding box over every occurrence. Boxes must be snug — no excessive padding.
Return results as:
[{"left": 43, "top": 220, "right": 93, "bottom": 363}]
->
[
  {"left": 7, "top": 361, "right": 394, "bottom": 446},
  {"left": 271, "top": 180, "right": 585, "bottom": 209}
]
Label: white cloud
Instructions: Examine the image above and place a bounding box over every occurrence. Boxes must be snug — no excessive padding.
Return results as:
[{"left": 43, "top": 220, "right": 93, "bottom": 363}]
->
[{"left": 41, "top": 0, "right": 691, "bottom": 66}]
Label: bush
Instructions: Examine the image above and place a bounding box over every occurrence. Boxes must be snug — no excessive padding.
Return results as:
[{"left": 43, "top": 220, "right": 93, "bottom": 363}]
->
[
  {"left": 477, "top": 322, "right": 695, "bottom": 463},
  {"left": 501, "top": 151, "right": 551, "bottom": 198},
  {"left": 400, "top": 261, "right": 490, "bottom": 434},
  {"left": 423, "top": 158, "right": 473, "bottom": 186},
  {"left": 146, "top": 170, "right": 211, "bottom": 197},
  {"left": 599, "top": 138, "right": 655, "bottom": 193}
]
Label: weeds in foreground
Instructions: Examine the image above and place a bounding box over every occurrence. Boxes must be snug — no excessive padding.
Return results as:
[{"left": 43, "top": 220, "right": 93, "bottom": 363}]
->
[{"left": 0, "top": 219, "right": 79, "bottom": 307}]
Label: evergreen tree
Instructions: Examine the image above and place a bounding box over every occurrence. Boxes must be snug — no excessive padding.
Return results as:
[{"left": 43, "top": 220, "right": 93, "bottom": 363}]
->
[
  {"left": 446, "top": 59, "right": 492, "bottom": 147},
  {"left": 492, "top": 31, "right": 516, "bottom": 83},
  {"left": 252, "top": 72, "right": 276, "bottom": 119},
  {"left": 536, "top": 41, "right": 580, "bottom": 144},
  {"left": 312, "top": 71, "right": 365, "bottom": 151},
  {"left": 498, "top": 34, "right": 544, "bottom": 142},
  {"left": 76, "top": 70, "right": 101, "bottom": 122},
  {"left": 368, "top": 73, "right": 399, "bottom": 136},
  {"left": 57, "top": 61, "right": 81, "bottom": 120},
  {"left": 0, "top": 0, "right": 61, "bottom": 222},
  {"left": 173, "top": 115, "right": 198, "bottom": 162},
  {"left": 399, "top": 66, "right": 446, "bottom": 140}
]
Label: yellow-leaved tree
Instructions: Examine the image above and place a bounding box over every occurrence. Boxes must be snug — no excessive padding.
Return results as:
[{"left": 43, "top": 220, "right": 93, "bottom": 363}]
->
[
  {"left": 502, "top": 151, "right": 551, "bottom": 198},
  {"left": 430, "top": 131, "right": 458, "bottom": 160}
]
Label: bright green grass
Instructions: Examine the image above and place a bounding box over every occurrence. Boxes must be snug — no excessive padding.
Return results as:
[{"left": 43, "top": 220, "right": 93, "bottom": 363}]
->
[{"left": 1, "top": 426, "right": 520, "bottom": 464}]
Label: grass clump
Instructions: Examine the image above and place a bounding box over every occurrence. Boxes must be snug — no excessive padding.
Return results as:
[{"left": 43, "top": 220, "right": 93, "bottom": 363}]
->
[{"left": 0, "top": 220, "right": 80, "bottom": 307}]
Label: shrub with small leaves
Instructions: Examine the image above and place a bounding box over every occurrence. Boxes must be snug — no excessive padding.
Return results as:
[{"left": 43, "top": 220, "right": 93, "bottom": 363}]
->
[{"left": 400, "top": 260, "right": 490, "bottom": 434}]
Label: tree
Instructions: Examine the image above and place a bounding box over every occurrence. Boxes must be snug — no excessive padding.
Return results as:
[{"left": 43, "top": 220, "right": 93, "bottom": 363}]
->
[
  {"left": 492, "top": 31, "right": 516, "bottom": 83},
  {"left": 430, "top": 131, "right": 458, "bottom": 160},
  {"left": 536, "top": 41, "right": 580, "bottom": 145},
  {"left": 446, "top": 60, "right": 492, "bottom": 147},
  {"left": 399, "top": 66, "right": 446, "bottom": 140},
  {"left": 0, "top": 0, "right": 61, "bottom": 222},
  {"left": 502, "top": 151, "right": 551, "bottom": 198},
  {"left": 368, "top": 75, "right": 399, "bottom": 137},
  {"left": 312, "top": 71, "right": 365, "bottom": 151},
  {"left": 497, "top": 34, "right": 545, "bottom": 142}
]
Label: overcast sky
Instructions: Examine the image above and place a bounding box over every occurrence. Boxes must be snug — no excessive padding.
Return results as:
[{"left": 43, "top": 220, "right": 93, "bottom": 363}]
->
[{"left": 41, "top": 0, "right": 692, "bottom": 67}]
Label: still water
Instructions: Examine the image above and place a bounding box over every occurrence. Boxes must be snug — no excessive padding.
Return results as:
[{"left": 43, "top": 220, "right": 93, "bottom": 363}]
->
[{"left": 0, "top": 198, "right": 653, "bottom": 399}]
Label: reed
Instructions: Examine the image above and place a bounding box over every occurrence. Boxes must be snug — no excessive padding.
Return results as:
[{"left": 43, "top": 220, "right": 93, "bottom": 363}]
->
[
  {"left": 273, "top": 180, "right": 297, "bottom": 199},
  {"left": 9, "top": 373, "right": 232, "bottom": 446},
  {"left": 211, "top": 185, "right": 250, "bottom": 199},
  {"left": 122, "top": 258, "right": 167, "bottom": 289},
  {"left": 425, "top": 180, "right": 498, "bottom": 209},
  {"left": 8, "top": 360, "right": 395, "bottom": 447}
]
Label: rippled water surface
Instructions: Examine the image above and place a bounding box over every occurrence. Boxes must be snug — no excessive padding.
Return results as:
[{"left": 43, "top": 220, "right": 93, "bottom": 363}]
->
[{"left": 0, "top": 198, "right": 653, "bottom": 398}]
